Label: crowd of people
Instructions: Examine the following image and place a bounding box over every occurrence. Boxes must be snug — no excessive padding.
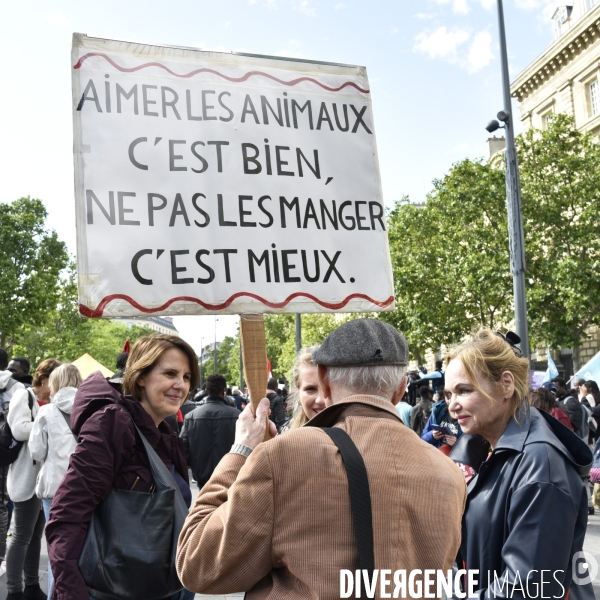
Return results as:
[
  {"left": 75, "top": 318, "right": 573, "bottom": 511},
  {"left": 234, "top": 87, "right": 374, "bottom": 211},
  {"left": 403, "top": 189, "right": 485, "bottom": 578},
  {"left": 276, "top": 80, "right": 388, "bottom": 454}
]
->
[{"left": 0, "top": 320, "right": 595, "bottom": 599}]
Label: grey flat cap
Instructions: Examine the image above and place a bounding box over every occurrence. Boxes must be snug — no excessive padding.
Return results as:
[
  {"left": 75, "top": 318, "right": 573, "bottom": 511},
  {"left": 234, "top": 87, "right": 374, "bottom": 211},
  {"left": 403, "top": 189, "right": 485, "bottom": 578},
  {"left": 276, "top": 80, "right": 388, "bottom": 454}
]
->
[{"left": 312, "top": 318, "right": 408, "bottom": 367}]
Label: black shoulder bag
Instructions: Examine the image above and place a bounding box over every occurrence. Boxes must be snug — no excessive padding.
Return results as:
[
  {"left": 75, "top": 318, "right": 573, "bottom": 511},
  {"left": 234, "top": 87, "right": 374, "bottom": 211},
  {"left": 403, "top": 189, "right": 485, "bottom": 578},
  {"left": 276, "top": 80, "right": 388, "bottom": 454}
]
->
[
  {"left": 321, "top": 427, "right": 375, "bottom": 600},
  {"left": 77, "top": 415, "right": 188, "bottom": 600}
]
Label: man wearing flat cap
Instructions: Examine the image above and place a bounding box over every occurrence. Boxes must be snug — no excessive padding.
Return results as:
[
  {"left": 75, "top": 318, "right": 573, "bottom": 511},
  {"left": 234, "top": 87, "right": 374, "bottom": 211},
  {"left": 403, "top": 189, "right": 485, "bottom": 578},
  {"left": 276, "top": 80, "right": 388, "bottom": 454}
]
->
[{"left": 177, "top": 318, "right": 466, "bottom": 599}]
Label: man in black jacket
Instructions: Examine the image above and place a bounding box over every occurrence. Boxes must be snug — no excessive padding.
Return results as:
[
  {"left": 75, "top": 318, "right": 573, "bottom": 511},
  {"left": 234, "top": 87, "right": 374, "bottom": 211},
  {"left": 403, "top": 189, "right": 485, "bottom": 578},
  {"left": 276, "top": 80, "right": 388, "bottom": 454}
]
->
[
  {"left": 553, "top": 377, "right": 584, "bottom": 435},
  {"left": 181, "top": 374, "right": 240, "bottom": 488},
  {"left": 265, "top": 377, "right": 286, "bottom": 432}
]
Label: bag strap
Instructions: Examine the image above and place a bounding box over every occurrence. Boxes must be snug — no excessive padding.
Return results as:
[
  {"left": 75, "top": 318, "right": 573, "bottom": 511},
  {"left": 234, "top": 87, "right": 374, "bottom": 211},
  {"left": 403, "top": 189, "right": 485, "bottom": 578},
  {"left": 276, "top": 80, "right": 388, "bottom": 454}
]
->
[
  {"left": 58, "top": 409, "right": 76, "bottom": 437},
  {"left": 0, "top": 379, "right": 16, "bottom": 395},
  {"left": 320, "top": 427, "right": 375, "bottom": 599},
  {"left": 126, "top": 415, "right": 188, "bottom": 557},
  {"left": 26, "top": 389, "right": 35, "bottom": 414}
]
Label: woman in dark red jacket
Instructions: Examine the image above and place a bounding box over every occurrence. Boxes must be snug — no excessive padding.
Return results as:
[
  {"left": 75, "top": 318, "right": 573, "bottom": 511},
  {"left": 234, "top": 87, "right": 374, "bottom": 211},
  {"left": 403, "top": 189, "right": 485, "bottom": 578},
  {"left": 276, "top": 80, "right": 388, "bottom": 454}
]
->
[
  {"left": 530, "top": 386, "right": 574, "bottom": 430},
  {"left": 46, "top": 335, "right": 198, "bottom": 600}
]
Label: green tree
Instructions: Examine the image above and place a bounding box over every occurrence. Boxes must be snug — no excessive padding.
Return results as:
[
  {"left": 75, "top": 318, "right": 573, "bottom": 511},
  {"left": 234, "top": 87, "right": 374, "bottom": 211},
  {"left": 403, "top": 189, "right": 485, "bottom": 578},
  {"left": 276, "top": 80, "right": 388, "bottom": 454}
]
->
[
  {"left": 519, "top": 113, "right": 600, "bottom": 349},
  {"left": 383, "top": 160, "right": 511, "bottom": 359},
  {"left": 0, "top": 197, "right": 69, "bottom": 347},
  {"left": 383, "top": 114, "right": 600, "bottom": 356},
  {"left": 244, "top": 313, "right": 363, "bottom": 384},
  {"left": 203, "top": 336, "right": 237, "bottom": 385},
  {"left": 11, "top": 265, "right": 155, "bottom": 368}
]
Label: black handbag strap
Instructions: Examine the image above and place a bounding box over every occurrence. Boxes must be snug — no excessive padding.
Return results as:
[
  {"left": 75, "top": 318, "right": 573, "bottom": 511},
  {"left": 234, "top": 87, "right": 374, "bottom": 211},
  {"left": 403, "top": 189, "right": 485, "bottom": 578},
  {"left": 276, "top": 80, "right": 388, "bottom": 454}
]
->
[
  {"left": 320, "top": 427, "right": 375, "bottom": 599},
  {"left": 124, "top": 413, "right": 189, "bottom": 556}
]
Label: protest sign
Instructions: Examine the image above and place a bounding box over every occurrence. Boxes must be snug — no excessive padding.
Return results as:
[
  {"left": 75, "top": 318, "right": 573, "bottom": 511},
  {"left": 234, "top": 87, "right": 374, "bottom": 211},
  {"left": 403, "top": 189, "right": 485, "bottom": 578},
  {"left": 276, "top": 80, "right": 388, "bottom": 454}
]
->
[{"left": 72, "top": 34, "right": 394, "bottom": 318}]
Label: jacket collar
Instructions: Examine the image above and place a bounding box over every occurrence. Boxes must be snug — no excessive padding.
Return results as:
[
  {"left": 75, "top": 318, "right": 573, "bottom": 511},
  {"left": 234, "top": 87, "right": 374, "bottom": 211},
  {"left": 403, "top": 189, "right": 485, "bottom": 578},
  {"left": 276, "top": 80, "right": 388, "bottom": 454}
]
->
[
  {"left": 493, "top": 403, "right": 531, "bottom": 453},
  {"left": 118, "top": 394, "right": 168, "bottom": 447},
  {"left": 451, "top": 404, "right": 593, "bottom": 477},
  {"left": 305, "top": 394, "right": 401, "bottom": 428},
  {"left": 204, "top": 395, "right": 229, "bottom": 405}
]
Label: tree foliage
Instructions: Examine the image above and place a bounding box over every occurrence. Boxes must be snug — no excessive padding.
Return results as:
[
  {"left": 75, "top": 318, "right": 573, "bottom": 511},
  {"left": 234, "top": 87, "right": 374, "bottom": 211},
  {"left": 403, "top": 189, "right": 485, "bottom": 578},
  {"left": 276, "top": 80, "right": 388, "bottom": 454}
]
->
[
  {"left": 519, "top": 114, "right": 600, "bottom": 348},
  {"left": 384, "top": 114, "right": 600, "bottom": 355},
  {"left": 0, "top": 198, "right": 69, "bottom": 348},
  {"left": 206, "top": 314, "right": 362, "bottom": 389},
  {"left": 202, "top": 335, "right": 237, "bottom": 386},
  {"left": 11, "top": 264, "right": 156, "bottom": 368},
  {"left": 383, "top": 160, "right": 511, "bottom": 359}
]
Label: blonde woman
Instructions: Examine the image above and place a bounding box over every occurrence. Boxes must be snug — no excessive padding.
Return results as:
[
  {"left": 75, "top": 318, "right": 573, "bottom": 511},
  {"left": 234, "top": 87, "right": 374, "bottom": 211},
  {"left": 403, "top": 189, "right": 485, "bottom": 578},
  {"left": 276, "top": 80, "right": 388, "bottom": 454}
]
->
[
  {"left": 284, "top": 347, "right": 327, "bottom": 431},
  {"left": 6, "top": 358, "right": 61, "bottom": 600},
  {"left": 446, "top": 330, "right": 593, "bottom": 599},
  {"left": 29, "top": 363, "right": 82, "bottom": 599}
]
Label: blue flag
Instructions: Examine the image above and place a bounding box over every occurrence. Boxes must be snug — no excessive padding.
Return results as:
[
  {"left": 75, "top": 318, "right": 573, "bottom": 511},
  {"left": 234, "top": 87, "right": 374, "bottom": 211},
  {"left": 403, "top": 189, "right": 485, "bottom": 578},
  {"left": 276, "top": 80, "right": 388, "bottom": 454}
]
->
[
  {"left": 574, "top": 350, "right": 600, "bottom": 384},
  {"left": 543, "top": 350, "right": 559, "bottom": 383}
]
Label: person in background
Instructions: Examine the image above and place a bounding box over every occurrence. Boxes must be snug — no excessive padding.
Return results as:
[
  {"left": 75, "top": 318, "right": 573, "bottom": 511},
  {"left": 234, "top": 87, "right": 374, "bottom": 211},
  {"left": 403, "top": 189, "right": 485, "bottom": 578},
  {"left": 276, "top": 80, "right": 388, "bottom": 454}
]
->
[
  {"left": 572, "top": 376, "right": 586, "bottom": 400},
  {"left": 0, "top": 348, "right": 25, "bottom": 578},
  {"left": 6, "top": 358, "right": 61, "bottom": 600},
  {"left": 395, "top": 392, "right": 412, "bottom": 428},
  {"left": 584, "top": 380, "right": 600, "bottom": 445},
  {"left": 431, "top": 359, "right": 445, "bottom": 394},
  {"left": 179, "top": 393, "right": 196, "bottom": 420},
  {"left": 552, "top": 376, "right": 584, "bottom": 436},
  {"left": 46, "top": 335, "right": 197, "bottom": 600},
  {"left": 231, "top": 387, "right": 244, "bottom": 411},
  {"left": 8, "top": 359, "right": 32, "bottom": 389},
  {"left": 107, "top": 352, "right": 129, "bottom": 392},
  {"left": 181, "top": 374, "right": 240, "bottom": 489},
  {"left": 224, "top": 389, "right": 236, "bottom": 408},
  {"left": 265, "top": 377, "right": 286, "bottom": 432},
  {"left": 530, "top": 387, "right": 573, "bottom": 430},
  {"left": 448, "top": 330, "right": 592, "bottom": 599},
  {"left": 582, "top": 380, "right": 600, "bottom": 409},
  {"left": 193, "top": 383, "right": 207, "bottom": 404},
  {"left": 29, "top": 364, "right": 82, "bottom": 599},
  {"left": 407, "top": 371, "right": 421, "bottom": 405},
  {"left": 410, "top": 385, "right": 433, "bottom": 437},
  {"left": 283, "top": 347, "right": 326, "bottom": 431},
  {"left": 421, "top": 393, "right": 462, "bottom": 455}
]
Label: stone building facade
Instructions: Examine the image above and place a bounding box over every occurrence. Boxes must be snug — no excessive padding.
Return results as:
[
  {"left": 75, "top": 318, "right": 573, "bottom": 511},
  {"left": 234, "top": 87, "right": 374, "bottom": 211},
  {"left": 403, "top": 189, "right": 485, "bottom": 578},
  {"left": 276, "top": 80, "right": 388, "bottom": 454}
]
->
[
  {"left": 111, "top": 315, "right": 180, "bottom": 336},
  {"left": 512, "top": 1, "right": 600, "bottom": 134}
]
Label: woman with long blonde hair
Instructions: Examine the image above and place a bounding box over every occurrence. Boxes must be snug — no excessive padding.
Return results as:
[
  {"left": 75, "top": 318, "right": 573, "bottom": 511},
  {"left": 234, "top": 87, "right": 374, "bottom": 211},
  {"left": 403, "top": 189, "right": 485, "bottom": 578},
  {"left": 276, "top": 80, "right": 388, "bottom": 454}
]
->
[{"left": 284, "top": 347, "right": 327, "bottom": 431}]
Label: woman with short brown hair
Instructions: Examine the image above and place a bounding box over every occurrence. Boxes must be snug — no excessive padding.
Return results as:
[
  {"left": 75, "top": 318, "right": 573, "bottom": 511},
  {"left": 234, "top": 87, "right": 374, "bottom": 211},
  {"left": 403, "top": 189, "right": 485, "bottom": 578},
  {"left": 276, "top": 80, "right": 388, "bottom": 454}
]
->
[
  {"left": 46, "top": 335, "right": 198, "bottom": 600},
  {"left": 446, "top": 330, "right": 593, "bottom": 598}
]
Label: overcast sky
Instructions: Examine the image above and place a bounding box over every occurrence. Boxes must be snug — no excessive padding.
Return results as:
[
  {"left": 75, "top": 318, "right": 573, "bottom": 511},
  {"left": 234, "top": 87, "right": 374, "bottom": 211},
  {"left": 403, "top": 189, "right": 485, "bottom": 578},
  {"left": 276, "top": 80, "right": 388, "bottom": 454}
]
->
[{"left": 0, "top": 0, "right": 561, "bottom": 352}]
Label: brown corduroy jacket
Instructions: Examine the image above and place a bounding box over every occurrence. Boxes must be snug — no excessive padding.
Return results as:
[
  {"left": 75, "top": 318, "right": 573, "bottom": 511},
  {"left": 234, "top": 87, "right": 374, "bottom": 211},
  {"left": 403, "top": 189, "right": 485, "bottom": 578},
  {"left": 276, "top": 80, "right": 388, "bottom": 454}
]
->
[{"left": 176, "top": 395, "right": 467, "bottom": 599}]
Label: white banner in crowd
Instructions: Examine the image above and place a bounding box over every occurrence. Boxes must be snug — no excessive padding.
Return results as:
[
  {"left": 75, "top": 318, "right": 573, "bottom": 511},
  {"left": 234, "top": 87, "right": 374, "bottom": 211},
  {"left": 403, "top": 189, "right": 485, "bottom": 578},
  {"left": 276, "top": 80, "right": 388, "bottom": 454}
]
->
[{"left": 72, "top": 34, "right": 394, "bottom": 317}]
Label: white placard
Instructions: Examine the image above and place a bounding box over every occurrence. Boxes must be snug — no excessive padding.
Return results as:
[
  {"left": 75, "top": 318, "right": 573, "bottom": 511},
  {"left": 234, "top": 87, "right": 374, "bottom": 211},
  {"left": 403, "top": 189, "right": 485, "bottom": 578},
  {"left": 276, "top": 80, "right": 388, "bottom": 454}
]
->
[{"left": 72, "top": 34, "right": 394, "bottom": 317}]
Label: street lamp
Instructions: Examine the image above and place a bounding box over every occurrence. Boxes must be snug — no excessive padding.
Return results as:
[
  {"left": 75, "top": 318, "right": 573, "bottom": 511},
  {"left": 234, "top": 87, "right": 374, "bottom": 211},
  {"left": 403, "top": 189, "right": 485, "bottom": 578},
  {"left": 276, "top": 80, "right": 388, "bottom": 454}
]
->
[
  {"left": 214, "top": 316, "right": 218, "bottom": 374},
  {"left": 199, "top": 335, "right": 203, "bottom": 387},
  {"left": 487, "top": 0, "right": 530, "bottom": 359},
  {"left": 295, "top": 314, "right": 302, "bottom": 353},
  {"left": 237, "top": 321, "right": 244, "bottom": 390}
]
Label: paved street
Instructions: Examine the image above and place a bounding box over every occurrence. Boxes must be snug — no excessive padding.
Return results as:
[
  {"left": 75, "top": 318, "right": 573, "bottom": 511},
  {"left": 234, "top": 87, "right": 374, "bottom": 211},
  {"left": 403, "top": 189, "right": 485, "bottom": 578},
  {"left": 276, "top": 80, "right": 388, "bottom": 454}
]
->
[{"left": 0, "top": 504, "right": 598, "bottom": 598}]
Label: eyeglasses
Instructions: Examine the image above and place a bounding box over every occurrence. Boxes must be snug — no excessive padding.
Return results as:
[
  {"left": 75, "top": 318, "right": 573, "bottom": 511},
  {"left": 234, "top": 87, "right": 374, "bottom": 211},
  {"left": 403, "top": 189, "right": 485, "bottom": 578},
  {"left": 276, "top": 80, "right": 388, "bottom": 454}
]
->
[{"left": 494, "top": 331, "right": 524, "bottom": 357}]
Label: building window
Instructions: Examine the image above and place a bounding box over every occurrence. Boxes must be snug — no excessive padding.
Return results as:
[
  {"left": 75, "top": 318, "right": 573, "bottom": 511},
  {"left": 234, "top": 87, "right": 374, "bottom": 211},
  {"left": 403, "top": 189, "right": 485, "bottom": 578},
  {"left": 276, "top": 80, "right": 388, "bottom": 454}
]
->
[
  {"left": 553, "top": 6, "right": 572, "bottom": 39},
  {"left": 586, "top": 0, "right": 599, "bottom": 13},
  {"left": 542, "top": 111, "right": 554, "bottom": 129},
  {"left": 589, "top": 80, "right": 600, "bottom": 117}
]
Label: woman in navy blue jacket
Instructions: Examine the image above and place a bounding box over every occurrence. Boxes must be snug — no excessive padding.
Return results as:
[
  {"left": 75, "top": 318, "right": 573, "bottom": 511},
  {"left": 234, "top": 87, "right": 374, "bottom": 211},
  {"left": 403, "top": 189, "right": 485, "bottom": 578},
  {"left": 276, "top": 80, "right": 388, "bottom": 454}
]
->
[{"left": 447, "top": 330, "right": 593, "bottom": 600}]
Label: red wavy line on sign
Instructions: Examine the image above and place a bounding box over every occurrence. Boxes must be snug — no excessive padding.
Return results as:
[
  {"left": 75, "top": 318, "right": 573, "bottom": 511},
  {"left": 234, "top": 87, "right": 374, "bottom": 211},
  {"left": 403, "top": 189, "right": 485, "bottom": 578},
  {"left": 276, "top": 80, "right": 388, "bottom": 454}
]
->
[
  {"left": 79, "top": 293, "right": 394, "bottom": 317},
  {"left": 73, "top": 52, "right": 370, "bottom": 93}
]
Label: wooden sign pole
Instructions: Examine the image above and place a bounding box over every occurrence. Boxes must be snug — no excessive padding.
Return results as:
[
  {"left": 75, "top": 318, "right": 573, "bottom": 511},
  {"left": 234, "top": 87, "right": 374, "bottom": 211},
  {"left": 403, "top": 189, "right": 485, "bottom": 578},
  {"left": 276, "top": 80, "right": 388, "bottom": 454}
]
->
[{"left": 239, "top": 314, "right": 271, "bottom": 441}]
